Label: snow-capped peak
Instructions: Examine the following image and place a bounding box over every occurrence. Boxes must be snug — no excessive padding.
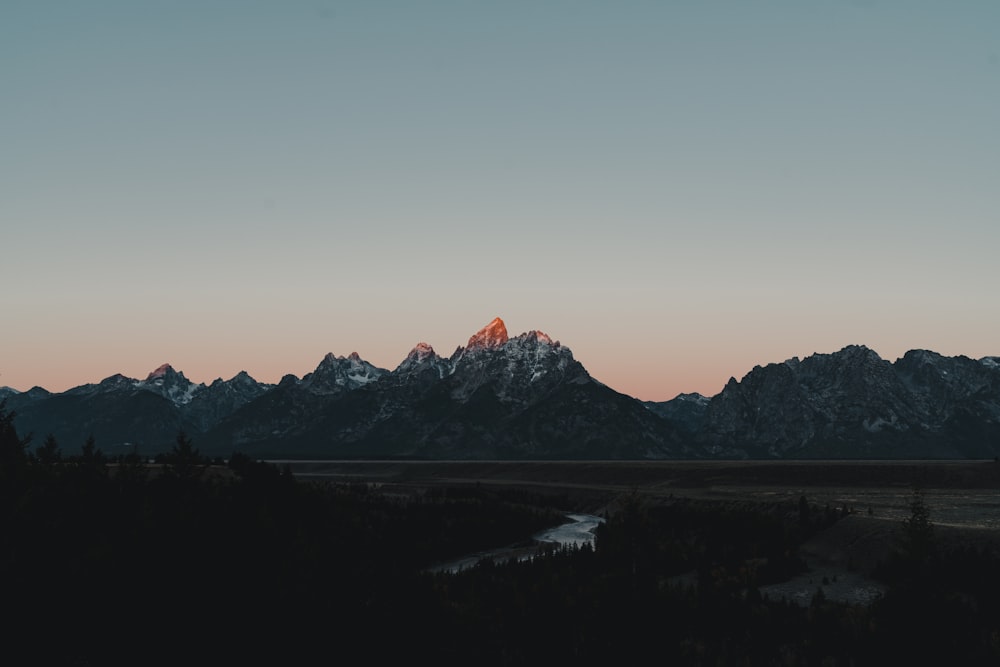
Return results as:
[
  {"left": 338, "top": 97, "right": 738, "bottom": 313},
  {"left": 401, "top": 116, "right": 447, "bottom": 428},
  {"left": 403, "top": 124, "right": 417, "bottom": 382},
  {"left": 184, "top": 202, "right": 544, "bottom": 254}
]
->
[
  {"left": 466, "top": 317, "right": 509, "bottom": 351},
  {"left": 132, "top": 364, "right": 203, "bottom": 405},
  {"left": 395, "top": 342, "right": 452, "bottom": 377},
  {"left": 525, "top": 330, "right": 554, "bottom": 346},
  {"left": 407, "top": 342, "right": 437, "bottom": 361},
  {"left": 305, "top": 351, "right": 387, "bottom": 393}
]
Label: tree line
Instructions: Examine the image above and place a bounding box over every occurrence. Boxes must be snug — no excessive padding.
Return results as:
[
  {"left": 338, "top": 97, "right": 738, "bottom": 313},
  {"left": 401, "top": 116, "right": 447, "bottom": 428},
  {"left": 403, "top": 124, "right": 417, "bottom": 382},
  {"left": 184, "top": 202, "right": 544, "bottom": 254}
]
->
[{"left": 2, "top": 401, "right": 1000, "bottom": 665}]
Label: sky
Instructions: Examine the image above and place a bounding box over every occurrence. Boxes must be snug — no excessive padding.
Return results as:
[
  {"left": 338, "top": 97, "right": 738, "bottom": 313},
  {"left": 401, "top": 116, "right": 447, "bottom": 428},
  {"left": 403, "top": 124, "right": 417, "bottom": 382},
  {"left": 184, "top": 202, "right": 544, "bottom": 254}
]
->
[{"left": 2, "top": 0, "right": 998, "bottom": 401}]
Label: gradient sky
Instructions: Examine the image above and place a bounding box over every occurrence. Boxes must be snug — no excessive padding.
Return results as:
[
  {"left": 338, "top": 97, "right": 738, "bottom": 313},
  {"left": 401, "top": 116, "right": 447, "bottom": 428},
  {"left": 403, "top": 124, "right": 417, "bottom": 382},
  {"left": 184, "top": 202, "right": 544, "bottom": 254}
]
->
[{"left": 2, "top": 1, "right": 998, "bottom": 401}]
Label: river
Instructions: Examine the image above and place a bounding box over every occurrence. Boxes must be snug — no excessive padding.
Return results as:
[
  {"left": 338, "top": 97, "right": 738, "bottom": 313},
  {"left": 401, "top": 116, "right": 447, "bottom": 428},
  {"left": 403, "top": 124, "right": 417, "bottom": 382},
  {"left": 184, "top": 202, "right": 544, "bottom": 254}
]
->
[{"left": 428, "top": 513, "right": 605, "bottom": 574}]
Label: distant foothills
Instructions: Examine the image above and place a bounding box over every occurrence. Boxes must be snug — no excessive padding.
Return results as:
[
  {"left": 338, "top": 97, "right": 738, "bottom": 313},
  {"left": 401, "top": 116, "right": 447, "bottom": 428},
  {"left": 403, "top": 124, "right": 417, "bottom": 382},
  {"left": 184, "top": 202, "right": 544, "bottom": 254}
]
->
[{"left": 3, "top": 317, "right": 1000, "bottom": 460}]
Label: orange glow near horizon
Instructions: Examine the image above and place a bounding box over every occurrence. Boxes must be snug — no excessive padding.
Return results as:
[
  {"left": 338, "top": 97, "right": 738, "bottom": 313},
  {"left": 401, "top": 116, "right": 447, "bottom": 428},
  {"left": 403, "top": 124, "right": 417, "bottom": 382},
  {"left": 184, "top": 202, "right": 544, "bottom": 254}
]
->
[{"left": 3, "top": 313, "right": 999, "bottom": 404}]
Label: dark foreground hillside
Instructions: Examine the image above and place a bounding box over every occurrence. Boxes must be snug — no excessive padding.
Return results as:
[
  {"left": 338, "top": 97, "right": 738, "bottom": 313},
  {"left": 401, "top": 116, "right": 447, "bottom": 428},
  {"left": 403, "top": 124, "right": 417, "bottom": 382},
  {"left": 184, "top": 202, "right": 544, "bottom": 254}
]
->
[{"left": 3, "top": 412, "right": 1000, "bottom": 665}]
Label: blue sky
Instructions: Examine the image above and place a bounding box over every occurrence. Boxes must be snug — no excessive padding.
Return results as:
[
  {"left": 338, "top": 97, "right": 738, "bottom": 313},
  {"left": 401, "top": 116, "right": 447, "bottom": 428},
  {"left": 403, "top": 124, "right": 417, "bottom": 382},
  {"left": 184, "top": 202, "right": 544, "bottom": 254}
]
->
[{"left": 2, "top": 1, "right": 998, "bottom": 400}]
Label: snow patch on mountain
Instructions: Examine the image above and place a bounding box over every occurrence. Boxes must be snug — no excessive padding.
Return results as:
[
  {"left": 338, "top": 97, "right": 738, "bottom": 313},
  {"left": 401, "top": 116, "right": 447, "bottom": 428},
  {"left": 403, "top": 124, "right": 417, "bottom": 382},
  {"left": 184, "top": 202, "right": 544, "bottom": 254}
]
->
[
  {"left": 674, "top": 392, "right": 710, "bottom": 407},
  {"left": 136, "top": 364, "right": 204, "bottom": 405},
  {"left": 445, "top": 323, "right": 583, "bottom": 403},
  {"left": 862, "top": 414, "right": 901, "bottom": 432},
  {"left": 981, "top": 357, "right": 1000, "bottom": 370},
  {"left": 302, "top": 352, "right": 388, "bottom": 394},
  {"left": 395, "top": 343, "right": 453, "bottom": 378}
]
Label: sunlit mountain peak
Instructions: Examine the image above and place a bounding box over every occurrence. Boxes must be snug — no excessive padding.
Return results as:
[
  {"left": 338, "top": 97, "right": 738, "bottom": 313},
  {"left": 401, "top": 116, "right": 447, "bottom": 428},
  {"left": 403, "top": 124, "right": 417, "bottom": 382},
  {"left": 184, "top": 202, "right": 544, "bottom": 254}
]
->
[
  {"left": 146, "top": 363, "right": 177, "bottom": 381},
  {"left": 466, "top": 317, "right": 509, "bottom": 351}
]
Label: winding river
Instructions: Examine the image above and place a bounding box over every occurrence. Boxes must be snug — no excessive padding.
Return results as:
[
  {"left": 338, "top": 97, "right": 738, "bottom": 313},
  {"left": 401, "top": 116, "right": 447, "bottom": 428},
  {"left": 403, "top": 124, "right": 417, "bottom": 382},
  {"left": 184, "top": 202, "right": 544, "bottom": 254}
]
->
[{"left": 429, "top": 513, "right": 605, "bottom": 574}]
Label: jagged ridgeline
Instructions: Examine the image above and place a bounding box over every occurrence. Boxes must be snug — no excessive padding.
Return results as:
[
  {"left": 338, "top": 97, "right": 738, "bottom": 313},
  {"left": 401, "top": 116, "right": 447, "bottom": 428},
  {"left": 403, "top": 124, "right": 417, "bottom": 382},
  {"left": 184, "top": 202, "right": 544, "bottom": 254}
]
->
[
  {"left": 696, "top": 347, "right": 1000, "bottom": 458},
  {"left": 5, "top": 320, "right": 1000, "bottom": 459},
  {"left": 5, "top": 318, "right": 685, "bottom": 459}
]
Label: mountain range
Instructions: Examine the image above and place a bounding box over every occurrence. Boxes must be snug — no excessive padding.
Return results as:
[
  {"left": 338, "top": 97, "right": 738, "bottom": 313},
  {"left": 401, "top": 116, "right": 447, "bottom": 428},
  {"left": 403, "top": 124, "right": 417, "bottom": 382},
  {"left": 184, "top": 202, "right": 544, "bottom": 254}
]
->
[{"left": 4, "top": 318, "right": 999, "bottom": 459}]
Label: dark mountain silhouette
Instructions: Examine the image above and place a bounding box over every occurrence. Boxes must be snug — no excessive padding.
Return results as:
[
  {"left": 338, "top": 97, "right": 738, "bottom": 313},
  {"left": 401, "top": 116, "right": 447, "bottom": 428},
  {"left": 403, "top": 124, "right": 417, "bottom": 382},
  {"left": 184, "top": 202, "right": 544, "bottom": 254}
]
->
[
  {"left": 203, "top": 319, "right": 687, "bottom": 459},
  {"left": 691, "top": 345, "right": 1000, "bottom": 458},
  {"left": 10, "top": 368, "right": 271, "bottom": 453},
  {"left": 7, "top": 324, "right": 1000, "bottom": 458}
]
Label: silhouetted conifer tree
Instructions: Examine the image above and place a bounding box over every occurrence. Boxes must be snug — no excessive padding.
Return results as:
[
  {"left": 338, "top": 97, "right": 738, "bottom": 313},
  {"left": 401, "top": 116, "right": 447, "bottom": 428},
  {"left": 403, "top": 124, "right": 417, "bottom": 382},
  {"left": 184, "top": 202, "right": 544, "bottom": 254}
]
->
[
  {"left": 79, "top": 434, "right": 106, "bottom": 468},
  {"left": 900, "top": 486, "right": 935, "bottom": 565},
  {"left": 36, "top": 433, "right": 62, "bottom": 466},
  {"left": 0, "top": 400, "right": 29, "bottom": 482},
  {"left": 164, "top": 431, "right": 203, "bottom": 479}
]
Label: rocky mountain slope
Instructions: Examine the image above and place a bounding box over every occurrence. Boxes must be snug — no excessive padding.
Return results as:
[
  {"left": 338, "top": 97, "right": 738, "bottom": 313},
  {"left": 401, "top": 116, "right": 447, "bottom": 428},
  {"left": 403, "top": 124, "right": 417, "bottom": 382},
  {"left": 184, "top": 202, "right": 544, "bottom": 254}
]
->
[
  {"left": 203, "top": 318, "right": 686, "bottom": 459},
  {"left": 5, "top": 322, "right": 999, "bottom": 459},
  {"left": 692, "top": 345, "right": 1000, "bottom": 458},
  {"left": 9, "top": 366, "right": 271, "bottom": 453}
]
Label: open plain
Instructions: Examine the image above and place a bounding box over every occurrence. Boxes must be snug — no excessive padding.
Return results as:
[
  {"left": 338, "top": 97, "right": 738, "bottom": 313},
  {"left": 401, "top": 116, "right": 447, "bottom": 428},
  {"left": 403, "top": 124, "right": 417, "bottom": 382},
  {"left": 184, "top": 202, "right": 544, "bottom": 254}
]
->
[{"left": 281, "top": 459, "right": 1000, "bottom": 523}]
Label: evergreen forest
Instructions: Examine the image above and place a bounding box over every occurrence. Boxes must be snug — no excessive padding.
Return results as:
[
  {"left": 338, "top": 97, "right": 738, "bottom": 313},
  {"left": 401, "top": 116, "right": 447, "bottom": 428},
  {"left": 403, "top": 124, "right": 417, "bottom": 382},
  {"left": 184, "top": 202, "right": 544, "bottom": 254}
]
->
[{"left": 2, "top": 402, "right": 999, "bottom": 666}]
